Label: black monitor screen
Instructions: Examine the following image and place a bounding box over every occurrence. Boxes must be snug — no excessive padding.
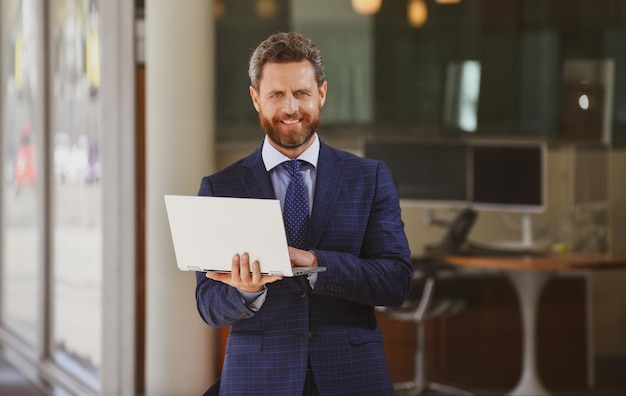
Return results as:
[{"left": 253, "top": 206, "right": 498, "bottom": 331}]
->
[
  {"left": 471, "top": 143, "right": 544, "bottom": 212},
  {"left": 362, "top": 139, "right": 469, "bottom": 204}
]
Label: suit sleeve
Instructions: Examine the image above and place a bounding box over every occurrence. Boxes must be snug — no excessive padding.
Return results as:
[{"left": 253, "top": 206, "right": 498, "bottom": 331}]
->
[
  {"left": 194, "top": 176, "right": 261, "bottom": 327},
  {"left": 310, "top": 161, "right": 413, "bottom": 307}
]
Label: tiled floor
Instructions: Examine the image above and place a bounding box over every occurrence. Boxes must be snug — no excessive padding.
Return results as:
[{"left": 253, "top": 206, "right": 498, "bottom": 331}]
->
[
  {"left": 2, "top": 354, "right": 626, "bottom": 396},
  {"left": 400, "top": 391, "right": 626, "bottom": 396},
  {"left": 0, "top": 355, "right": 46, "bottom": 396},
  {"left": 395, "top": 386, "right": 626, "bottom": 396}
]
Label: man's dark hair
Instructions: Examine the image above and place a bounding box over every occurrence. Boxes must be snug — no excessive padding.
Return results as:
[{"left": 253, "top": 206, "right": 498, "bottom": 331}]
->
[{"left": 248, "top": 32, "right": 325, "bottom": 90}]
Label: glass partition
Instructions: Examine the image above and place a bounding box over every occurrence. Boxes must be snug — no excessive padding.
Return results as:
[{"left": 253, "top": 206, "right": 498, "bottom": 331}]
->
[
  {"left": 215, "top": 0, "right": 626, "bottom": 145},
  {"left": 51, "top": 0, "right": 102, "bottom": 385},
  {"left": 1, "top": 0, "right": 44, "bottom": 346}
]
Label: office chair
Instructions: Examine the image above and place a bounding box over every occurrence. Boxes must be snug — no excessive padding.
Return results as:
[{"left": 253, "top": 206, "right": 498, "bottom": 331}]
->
[{"left": 379, "top": 261, "right": 474, "bottom": 396}]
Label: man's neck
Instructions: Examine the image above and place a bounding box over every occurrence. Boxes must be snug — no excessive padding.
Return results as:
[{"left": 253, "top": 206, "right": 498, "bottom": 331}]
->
[{"left": 268, "top": 135, "right": 316, "bottom": 159}]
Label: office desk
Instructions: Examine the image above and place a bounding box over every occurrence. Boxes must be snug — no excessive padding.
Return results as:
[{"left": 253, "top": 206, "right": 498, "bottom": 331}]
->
[{"left": 428, "top": 253, "right": 626, "bottom": 396}]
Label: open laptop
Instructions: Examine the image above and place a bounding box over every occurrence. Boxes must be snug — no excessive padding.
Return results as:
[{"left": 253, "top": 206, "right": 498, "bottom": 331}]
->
[{"left": 164, "top": 195, "right": 326, "bottom": 277}]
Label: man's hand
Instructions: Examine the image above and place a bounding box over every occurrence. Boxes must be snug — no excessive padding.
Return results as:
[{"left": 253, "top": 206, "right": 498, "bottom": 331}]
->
[
  {"left": 288, "top": 247, "right": 318, "bottom": 268},
  {"left": 205, "top": 253, "right": 282, "bottom": 292}
]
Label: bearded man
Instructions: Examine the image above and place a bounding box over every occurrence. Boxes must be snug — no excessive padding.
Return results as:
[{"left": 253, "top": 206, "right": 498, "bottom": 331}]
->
[{"left": 195, "top": 32, "right": 413, "bottom": 396}]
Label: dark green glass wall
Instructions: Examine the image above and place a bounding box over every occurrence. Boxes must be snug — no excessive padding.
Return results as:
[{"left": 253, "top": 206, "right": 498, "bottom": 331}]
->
[{"left": 215, "top": 0, "right": 626, "bottom": 145}]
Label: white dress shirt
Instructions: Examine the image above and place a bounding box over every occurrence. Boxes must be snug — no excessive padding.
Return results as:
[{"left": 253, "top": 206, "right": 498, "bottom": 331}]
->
[{"left": 238, "top": 134, "right": 320, "bottom": 309}]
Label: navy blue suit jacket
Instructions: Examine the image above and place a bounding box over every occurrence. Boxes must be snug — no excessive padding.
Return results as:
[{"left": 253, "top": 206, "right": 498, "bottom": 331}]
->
[{"left": 196, "top": 139, "right": 413, "bottom": 395}]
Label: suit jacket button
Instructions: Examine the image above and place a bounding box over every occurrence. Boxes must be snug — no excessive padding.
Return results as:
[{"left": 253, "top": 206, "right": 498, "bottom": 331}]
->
[
  {"left": 326, "top": 283, "right": 344, "bottom": 294},
  {"left": 308, "top": 330, "right": 317, "bottom": 339},
  {"left": 299, "top": 289, "right": 307, "bottom": 298}
]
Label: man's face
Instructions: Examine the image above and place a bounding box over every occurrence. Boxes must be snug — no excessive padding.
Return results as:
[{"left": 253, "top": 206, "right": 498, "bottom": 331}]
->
[{"left": 250, "top": 61, "right": 327, "bottom": 154}]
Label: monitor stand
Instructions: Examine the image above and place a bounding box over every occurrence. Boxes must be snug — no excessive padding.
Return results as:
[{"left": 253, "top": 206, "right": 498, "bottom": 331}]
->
[
  {"left": 520, "top": 212, "right": 534, "bottom": 247},
  {"left": 478, "top": 213, "right": 549, "bottom": 253}
]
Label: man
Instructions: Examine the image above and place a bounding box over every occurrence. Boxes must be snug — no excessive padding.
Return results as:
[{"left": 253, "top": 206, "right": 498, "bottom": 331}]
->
[{"left": 196, "top": 32, "right": 413, "bottom": 396}]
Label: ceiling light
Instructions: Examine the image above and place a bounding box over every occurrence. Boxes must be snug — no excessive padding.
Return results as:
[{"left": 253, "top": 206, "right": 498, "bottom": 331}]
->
[
  {"left": 256, "top": 0, "right": 278, "bottom": 19},
  {"left": 214, "top": 0, "right": 225, "bottom": 20},
  {"left": 351, "top": 0, "right": 383, "bottom": 15},
  {"left": 408, "top": 0, "right": 428, "bottom": 27}
]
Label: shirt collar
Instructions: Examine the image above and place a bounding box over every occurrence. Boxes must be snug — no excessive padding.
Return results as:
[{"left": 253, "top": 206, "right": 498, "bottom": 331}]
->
[{"left": 262, "top": 133, "right": 320, "bottom": 171}]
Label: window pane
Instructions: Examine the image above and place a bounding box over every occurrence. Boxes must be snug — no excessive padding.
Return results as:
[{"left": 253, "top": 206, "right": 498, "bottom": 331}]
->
[
  {"left": 51, "top": 0, "right": 102, "bottom": 385},
  {"left": 1, "top": 0, "right": 43, "bottom": 346}
]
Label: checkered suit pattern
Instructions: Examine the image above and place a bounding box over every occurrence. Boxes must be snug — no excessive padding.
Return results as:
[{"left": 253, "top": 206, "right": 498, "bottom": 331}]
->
[{"left": 195, "top": 139, "right": 413, "bottom": 395}]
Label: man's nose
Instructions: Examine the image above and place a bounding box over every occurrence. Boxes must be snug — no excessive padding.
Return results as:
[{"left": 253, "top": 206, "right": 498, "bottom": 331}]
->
[{"left": 283, "top": 94, "right": 298, "bottom": 113}]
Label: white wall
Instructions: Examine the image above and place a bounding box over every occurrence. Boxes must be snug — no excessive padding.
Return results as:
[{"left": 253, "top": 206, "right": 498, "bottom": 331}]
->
[{"left": 145, "top": 1, "right": 217, "bottom": 394}]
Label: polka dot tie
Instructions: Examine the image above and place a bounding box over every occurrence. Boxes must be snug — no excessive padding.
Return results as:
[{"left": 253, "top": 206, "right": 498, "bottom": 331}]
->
[{"left": 283, "top": 160, "right": 309, "bottom": 249}]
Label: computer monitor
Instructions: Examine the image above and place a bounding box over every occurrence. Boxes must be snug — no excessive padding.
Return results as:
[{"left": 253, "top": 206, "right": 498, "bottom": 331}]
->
[
  {"left": 471, "top": 141, "right": 546, "bottom": 213},
  {"left": 361, "top": 138, "right": 469, "bottom": 207},
  {"left": 470, "top": 140, "right": 547, "bottom": 247}
]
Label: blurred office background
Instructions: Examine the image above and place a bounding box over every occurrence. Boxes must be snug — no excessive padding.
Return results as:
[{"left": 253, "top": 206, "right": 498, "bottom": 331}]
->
[{"left": 1, "top": 0, "right": 625, "bottom": 395}]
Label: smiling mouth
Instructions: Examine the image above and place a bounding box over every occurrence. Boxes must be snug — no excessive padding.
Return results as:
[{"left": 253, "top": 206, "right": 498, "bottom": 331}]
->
[{"left": 281, "top": 119, "right": 301, "bottom": 125}]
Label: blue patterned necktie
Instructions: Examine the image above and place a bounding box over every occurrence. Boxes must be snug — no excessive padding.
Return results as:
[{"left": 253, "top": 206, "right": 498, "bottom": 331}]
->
[{"left": 282, "top": 160, "right": 309, "bottom": 249}]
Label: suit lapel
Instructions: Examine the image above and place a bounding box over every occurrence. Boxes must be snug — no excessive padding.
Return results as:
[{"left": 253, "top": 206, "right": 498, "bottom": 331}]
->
[
  {"left": 241, "top": 140, "right": 344, "bottom": 249},
  {"left": 241, "top": 145, "right": 276, "bottom": 199},
  {"left": 309, "top": 142, "right": 344, "bottom": 248}
]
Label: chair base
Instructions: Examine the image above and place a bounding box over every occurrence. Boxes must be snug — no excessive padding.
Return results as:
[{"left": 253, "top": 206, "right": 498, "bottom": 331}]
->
[{"left": 393, "top": 380, "right": 474, "bottom": 396}]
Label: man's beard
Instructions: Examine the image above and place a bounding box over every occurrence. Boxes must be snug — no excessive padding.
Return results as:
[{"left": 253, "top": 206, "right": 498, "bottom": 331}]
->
[{"left": 260, "top": 108, "right": 321, "bottom": 150}]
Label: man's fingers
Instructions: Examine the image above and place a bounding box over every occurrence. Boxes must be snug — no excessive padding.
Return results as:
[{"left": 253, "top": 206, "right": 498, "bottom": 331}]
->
[
  {"left": 205, "top": 271, "right": 231, "bottom": 282},
  {"left": 288, "top": 247, "right": 316, "bottom": 268},
  {"left": 206, "top": 252, "right": 284, "bottom": 291},
  {"left": 251, "top": 261, "right": 262, "bottom": 284},
  {"left": 231, "top": 253, "right": 241, "bottom": 278},
  {"left": 239, "top": 253, "right": 251, "bottom": 281},
  {"left": 261, "top": 275, "right": 283, "bottom": 285}
]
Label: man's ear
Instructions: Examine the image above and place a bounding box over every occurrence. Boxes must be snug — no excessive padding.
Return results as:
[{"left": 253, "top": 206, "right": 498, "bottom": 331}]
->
[
  {"left": 250, "top": 86, "right": 261, "bottom": 112},
  {"left": 319, "top": 81, "right": 328, "bottom": 107}
]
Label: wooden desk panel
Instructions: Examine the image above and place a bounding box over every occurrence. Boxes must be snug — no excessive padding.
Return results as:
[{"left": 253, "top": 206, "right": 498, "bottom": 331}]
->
[{"left": 378, "top": 275, "right": 587, "bottom": 388}]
